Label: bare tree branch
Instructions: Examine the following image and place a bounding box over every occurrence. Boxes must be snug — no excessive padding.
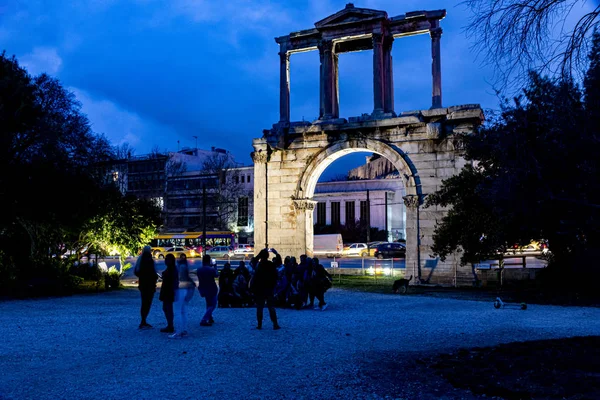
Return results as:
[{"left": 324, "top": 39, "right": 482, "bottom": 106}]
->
[{"left": 462, "top": 0, "right": 600, "bottom": 90}]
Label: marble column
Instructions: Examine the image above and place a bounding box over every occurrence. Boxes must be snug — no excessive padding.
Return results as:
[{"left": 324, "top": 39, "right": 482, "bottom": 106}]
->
[
  {"left": 403, "top": 194, "right": 422, "bottom": 283},
  {"left": 279, "top": 50, "right": 290, "bottom": 122},
  {"left": 372, "top": 33, "right": 385, "bottom": 115},
  {"left": 430, "top": 25, "right": 443, "bottom": 109},
  {"left": 333, "top": 52, "right": 339, "bottom": 118},
  {"left": 319, "top": 48, "right": 324, "bottom": 119},
  {"left": 293, "top": 199, "right": 317, "bottom": 256},
  {"left": 319, "top": 40, "right": 336, "bottom": 120},
  {"left": 383, "top": 35, "right": 394, "bottom": 114}
]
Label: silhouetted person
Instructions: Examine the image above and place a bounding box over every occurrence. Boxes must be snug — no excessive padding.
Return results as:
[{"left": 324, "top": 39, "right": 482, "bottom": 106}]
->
[
  {"left": 250, "top": 249, "right": 280, "bottom": 330},
  {"left": 218, "top": 262, "right": 235, "bottom": 308},
  {"left": 159, "top": 254, "right": 178, "bottom": 333},
  {"left": 134, "top": 245, "right": 158, "bottom": 329},
  {"left": 197, "top": 254, "right": 218, "bottom": 326}
]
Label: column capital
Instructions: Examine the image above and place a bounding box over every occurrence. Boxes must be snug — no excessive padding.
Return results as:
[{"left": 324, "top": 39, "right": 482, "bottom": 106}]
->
[
  {"left": 293, "top": 198, "right": 317, "bottom": 211},
  {"left": 279, "top": 51, "right": 290, "bottom": 61},
  {"left": 251, "top": 151, "right": 268, "bottom": 164},
  {"left": 372, "top": 32, "right": 383, "bottom": 45},
  {"left": 318, "top": 39, "right": 334, "bottom": 54},
  {"left": 383, "top": 34, "right": 394, "bottom": 50},
  {"left": 403, "top": 195, "right": 423, "bottom": 209},
  {"left": 430, "top": 27, "right": 443, "bottom": 39}
]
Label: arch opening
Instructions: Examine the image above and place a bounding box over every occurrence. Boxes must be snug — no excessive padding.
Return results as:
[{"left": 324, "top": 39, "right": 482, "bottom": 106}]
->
[
  {"left": 312, "top": 150, "right": 407, "bottom": 243},
  {"left": 297, "top": 139, "right": 419, "bottom": 200}
]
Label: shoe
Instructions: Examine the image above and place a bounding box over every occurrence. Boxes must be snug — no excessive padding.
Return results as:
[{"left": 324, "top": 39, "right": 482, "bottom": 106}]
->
[
  {"left": 256, "top": 325, "right": 262, "bottom": 330},
  {"left": 160, "top": 326, "right": 175, "bottom": 333},
  {"left": 313, "top": 306, "right": 320, "bottom": 310},
  {"left": 168, "top": 332, "right": 183, "bottom": 339},
  {"left": 321, "top": 304, "right": 328, "bottom": 311},
  {"left": 273, "top": 324, "right": 281, "bottom": 330},
  {"left": 209, "top": 317, "right": 215, "bottom": 324},
  {"left": 138, "top": 323, "right": 152, "bottom": 330},
  {"left": 180, "top": 331, "right": 188, "bottom": 337},
  {"left": 200, "top": 321, "right": 212, "bottom": 327}
]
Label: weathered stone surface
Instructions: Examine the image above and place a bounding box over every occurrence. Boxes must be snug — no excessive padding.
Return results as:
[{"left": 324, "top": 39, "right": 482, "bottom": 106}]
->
[{"left": 258, "top": 4, "right": 483, "bottom": 285}]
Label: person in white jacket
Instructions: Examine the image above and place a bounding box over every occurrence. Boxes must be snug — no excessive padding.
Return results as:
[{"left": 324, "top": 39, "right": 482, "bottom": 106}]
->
[{"left": 169, "top": 254, "right": 196, "bottom": 339}]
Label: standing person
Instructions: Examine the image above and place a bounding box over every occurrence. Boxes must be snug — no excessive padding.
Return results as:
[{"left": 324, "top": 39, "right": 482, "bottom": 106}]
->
[
  {"left": 170, "top": 254, "right": 196, "bottom": 339},
  {"left": 134, "top": 245, "right": 158, "bottom": 329},
  {"left": 159, "top": 254, "right": 179, "bottom": 333},
  {"left": 312, "top": 257, "right": 332, "bottom": 310},
  {"left": 250, "top": 249, "right": 280, "bottom": 330},
  {"left": 197, "top": 254, "right": 218, "bottom": 326}
]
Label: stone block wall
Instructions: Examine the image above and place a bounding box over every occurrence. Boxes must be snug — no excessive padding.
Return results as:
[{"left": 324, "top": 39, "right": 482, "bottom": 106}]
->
[{"left": 253, "top": 105, "right": 483, "bottom": 285}]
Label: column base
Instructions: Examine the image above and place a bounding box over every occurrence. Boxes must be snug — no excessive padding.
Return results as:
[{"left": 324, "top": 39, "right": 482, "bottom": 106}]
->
[
  {"left": 316, "top": 117, "right": 347, "bottom": 125},
  {"left": 371, "top": 110, "right": 396, "bottom": 120}
]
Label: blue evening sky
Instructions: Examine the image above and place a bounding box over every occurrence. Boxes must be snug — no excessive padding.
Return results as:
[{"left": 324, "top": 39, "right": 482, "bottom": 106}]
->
[{"left": 0, "top": 1, "right": 593, "bottom": 180}]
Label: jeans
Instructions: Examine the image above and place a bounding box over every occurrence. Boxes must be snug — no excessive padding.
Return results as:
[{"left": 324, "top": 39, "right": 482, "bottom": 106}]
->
[
  {"left": 174, "top": 288, "right": 194, "bottom": 333},
  {"left": 202, "top": 294, "right": 217, "bottom": 323}
]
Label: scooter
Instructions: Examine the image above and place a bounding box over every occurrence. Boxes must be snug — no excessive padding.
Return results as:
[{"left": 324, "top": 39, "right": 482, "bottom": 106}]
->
[{"left": 494, "top": 297, "right": 527, "bottom": 310}]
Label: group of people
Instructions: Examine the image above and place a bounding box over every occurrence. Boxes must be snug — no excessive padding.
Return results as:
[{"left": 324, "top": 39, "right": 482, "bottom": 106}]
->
[
  {"left": 134, "top": 245, "right": 218, "bottom": 338},
  {"left": 218, "top": 252, "right": 333, "bottom": 312},
  {"left": 133, "top": 246, "right": 333, "bottom": 336}
]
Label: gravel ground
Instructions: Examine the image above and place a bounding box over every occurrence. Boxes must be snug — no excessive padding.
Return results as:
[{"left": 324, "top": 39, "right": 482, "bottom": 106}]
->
[{"left": 2, "top": 288, "right": 600, "bottom": 400}]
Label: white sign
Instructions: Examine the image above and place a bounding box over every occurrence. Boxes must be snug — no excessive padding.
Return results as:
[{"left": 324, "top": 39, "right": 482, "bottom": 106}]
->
[
  {"left": 98, "top": 262, "right": 108, "bottom": 272},
  {"left": 330, "top": 262, "right": 338, "bottom": 268}
]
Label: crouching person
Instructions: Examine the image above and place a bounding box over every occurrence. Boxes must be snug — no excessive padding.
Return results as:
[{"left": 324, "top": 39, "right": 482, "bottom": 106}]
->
[{"left": 197, "top": 254, "right": 218, "bottom": 326}]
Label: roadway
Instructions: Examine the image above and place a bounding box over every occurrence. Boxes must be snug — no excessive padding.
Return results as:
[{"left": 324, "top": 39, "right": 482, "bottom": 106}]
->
[{"left": 88, "top": 253, "right": 546, "bottom": 280}]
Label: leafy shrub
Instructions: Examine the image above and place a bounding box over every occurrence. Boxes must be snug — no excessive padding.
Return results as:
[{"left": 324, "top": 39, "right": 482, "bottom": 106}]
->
[
  {"left": 69, "top": 263, "right": 103, "bottom": 281},
  {"left": 104, "top": 265, "right": 128, "bottom": 290}
]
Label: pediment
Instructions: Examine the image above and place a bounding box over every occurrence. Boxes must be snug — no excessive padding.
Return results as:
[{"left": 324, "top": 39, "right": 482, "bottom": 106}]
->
[{"left": 315, "top": 4, "right": 387, "bottom": 29}]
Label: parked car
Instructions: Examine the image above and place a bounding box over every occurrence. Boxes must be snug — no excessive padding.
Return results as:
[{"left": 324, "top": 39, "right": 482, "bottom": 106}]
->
[
  {"left": 374, "top": 242, "right": 406, "bottom": 259},
  {"left": 155, "top": 247, "right": 196, "bottom": 259},
  {"left": 234, "top": 244, "right": 254, "bottom": 254},
  {"left": 343, "top": 243, "right": 369, "bottom": 257},
  {"left": 206, "top": 246, "right": 234, "bottom": 258},
  {"left": 367, "top": 241, "right": 385, "bottom": 256}
]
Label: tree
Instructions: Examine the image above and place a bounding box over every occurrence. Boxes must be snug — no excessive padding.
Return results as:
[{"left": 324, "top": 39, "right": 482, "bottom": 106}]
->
[
  {"left": 427, "top": 68, "right": 599, "bottom": 274},
  {"left": 0, "top": 53, "right": 163, "bottom": 293},
  {"left": 0, "top": 53, "right": 114, "bottom": 259},
  {"left": 80, "top": 190, "right": 162, "bottom": 272},
  {"left": 463, "top": 0, "right": 600, "bottom": 87},
  {"left": 200, "top": 152, "right": 245, "bottom": 231}
]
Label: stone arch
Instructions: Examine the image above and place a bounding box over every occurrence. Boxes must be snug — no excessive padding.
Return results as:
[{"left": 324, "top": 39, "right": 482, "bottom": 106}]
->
[{"left": 296, "top": 138, "right": 420, "bottom": 199}]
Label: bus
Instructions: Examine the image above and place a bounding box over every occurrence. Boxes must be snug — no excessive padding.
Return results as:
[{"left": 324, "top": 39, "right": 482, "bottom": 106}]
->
[{"left": 148, "top": 231, "right": 236, "bottom": 258}]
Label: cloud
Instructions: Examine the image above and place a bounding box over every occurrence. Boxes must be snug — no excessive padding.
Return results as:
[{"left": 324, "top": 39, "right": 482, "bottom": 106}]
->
[
  {"left": 70, "top": 87, "right": 180, "bottom": 154},
  {"left": 20, "top": 47, "right": 63, "bottom": 76}
]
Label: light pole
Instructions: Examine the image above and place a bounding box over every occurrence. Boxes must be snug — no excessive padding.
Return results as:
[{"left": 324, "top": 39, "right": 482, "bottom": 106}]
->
[{"left": 192, "top": 135, "right": 198, "bottom": 151}]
